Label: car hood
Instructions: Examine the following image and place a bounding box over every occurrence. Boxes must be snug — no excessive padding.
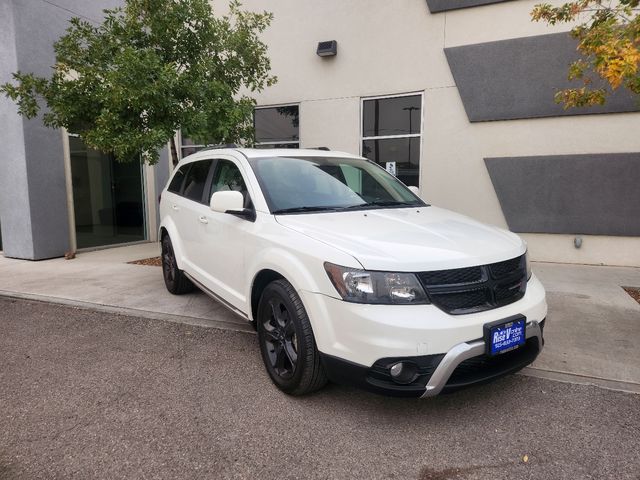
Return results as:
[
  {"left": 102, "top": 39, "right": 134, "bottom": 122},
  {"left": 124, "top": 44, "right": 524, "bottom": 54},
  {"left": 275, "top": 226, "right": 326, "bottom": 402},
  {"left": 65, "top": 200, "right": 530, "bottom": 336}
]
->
[{"left": 275, "top": 206, "right": 525, "bottom": 271}]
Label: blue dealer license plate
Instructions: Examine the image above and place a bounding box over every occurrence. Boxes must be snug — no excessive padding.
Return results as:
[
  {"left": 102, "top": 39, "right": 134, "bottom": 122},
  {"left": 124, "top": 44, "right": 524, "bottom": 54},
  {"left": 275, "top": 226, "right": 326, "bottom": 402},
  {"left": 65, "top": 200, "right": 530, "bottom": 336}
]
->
[{"left": 485, "top": 316, "right": 526, "bottom": 356}]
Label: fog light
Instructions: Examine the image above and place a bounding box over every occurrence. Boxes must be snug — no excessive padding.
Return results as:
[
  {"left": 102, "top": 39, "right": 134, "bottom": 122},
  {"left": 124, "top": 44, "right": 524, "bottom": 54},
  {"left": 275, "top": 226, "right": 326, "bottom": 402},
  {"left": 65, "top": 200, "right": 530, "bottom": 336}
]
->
[
  {"left": 388, "top": 361, "right": 418, "bottom": 385},
  {"left": 390, "top": 362, "right": 404, "bottom": 378}
]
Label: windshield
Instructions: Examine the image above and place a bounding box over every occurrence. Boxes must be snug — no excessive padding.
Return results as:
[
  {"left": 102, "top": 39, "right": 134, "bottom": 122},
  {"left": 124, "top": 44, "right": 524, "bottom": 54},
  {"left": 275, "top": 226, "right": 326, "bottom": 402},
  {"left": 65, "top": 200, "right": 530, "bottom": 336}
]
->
[{"left": 248, "top": 156, "right": 426, "bottom": 214}]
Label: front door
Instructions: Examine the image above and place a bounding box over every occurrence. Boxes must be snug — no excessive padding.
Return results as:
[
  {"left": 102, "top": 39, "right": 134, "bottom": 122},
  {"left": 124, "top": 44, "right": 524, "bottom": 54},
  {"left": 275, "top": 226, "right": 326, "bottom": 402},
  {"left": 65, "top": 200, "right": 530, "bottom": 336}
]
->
[
  {"left": 193, "top": 158, "right": 253, "bottom": 313},
  {"left": 69, "top": 136, "right": 146, "bottom": 248}
]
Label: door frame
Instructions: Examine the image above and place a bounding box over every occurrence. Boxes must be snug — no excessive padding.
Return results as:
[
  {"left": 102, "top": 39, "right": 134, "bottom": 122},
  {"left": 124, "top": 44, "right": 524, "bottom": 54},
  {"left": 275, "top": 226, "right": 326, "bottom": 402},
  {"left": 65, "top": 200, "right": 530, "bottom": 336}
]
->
[{"left": 62, "top": 130, "right": 154, "bottom": 252}]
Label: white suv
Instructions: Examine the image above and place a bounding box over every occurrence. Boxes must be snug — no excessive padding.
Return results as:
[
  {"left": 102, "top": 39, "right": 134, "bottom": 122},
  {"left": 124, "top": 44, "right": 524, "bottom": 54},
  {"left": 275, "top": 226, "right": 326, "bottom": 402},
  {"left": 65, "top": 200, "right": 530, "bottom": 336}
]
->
[{"left": 159, "top": 148, "right": 547, "bottom": 397}]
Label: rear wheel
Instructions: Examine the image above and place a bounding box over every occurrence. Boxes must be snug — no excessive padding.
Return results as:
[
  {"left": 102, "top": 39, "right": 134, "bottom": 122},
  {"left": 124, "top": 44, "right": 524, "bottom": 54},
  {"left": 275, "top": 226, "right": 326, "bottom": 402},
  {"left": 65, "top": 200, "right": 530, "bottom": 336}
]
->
[
  {"left": 161, "top": 234, "right": 194, "bottom": 295},
  {"left": 257, "top": 279, "right": 327, "bottom": 395}
]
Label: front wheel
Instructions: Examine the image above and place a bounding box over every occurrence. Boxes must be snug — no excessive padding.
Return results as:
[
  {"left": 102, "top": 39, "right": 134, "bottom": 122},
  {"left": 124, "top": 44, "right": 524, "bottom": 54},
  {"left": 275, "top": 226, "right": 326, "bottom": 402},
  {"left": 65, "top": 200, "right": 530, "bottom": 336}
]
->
[{"left": 257, "top": 279, "right": 327, "bottom": 395}]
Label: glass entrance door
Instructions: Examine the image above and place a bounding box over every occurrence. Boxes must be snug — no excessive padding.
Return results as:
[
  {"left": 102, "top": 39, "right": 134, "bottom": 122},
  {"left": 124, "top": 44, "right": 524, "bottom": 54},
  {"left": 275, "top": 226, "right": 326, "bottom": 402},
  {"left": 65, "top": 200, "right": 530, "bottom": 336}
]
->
[{"left": 69, "top": 136, "right": 146, "bottom": 249}]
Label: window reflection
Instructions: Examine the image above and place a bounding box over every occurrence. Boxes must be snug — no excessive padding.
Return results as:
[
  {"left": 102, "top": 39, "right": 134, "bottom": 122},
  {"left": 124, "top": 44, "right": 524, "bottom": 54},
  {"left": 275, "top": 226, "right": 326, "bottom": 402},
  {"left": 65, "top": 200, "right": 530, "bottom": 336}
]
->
[
  {"left": 69, "top": 136, "right": 146, "bottom": 248},
  {"left": 361, "top": 95, "right": 422, "bottom": 187},
  {"left": 363, "top": 95, "right": 421, "bottom": 137},
  {"left": 254, "top": 105, "right": 300, "bottom": 148}
]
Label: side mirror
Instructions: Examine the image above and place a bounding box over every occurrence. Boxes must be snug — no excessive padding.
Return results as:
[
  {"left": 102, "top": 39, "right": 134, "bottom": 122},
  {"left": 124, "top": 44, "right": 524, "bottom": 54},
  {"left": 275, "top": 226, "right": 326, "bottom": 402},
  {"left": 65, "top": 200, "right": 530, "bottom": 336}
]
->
[
  {"left": 210, "top": 190, "right": 255, "bottom": 221},
  {"left": 210, "top": 190, "right": 244, "bottom": 213},
  {"left": 408, "top": 186, "right": 421, "bottom": 198}
]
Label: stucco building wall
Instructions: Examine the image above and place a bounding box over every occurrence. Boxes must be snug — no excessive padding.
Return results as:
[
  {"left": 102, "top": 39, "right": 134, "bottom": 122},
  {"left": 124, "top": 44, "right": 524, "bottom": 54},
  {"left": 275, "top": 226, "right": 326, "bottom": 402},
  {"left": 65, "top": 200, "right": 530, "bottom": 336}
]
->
[{"left": 231, "top": 0, "right": 640, "bottom": 267}]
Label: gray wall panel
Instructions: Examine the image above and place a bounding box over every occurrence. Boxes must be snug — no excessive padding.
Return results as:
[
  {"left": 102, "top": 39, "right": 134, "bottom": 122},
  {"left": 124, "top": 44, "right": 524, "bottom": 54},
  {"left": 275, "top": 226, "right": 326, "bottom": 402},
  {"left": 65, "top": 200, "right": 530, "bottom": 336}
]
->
[
  {"left": 445, "top": 33, "right": 640, "bottom": 122},
  {"left": 0, "top": 0, "right": 34, "bottom": 259},
  {"left": 13, "top": 0, "right": 72, "bottom": 259},
  {"left": 485, "top": 154, "right": 640, "bottom": 236},
  {"left": 0, "top": 0, "right": 123, "bottom": 259},
  {"left": 426, "top": 0, "right": 513, "bottom": 13}
]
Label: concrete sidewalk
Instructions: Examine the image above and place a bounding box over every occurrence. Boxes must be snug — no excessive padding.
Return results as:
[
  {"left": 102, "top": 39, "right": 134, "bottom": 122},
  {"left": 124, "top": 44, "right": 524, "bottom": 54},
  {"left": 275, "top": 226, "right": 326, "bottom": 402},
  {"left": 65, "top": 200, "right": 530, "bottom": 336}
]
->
[
  {"left": 0, "top": 243, "right": 251, "bottom": 333},
  {"left": 0, "top": 243, "right": 639, "bottom": 393}
]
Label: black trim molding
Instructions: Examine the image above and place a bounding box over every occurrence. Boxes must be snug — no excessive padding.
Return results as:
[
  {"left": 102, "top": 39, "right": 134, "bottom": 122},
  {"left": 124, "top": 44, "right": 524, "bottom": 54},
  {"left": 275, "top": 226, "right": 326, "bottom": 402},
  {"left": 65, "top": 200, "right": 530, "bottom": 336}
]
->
[
  {"left": 485, "top": 153, "right": 640, "bottom": 236},
  {"left": 426, "top": 0, "right": 513, "bottom": 13},
  {"left": 445, "top": 33, "right": 640, "bottom": 122}
]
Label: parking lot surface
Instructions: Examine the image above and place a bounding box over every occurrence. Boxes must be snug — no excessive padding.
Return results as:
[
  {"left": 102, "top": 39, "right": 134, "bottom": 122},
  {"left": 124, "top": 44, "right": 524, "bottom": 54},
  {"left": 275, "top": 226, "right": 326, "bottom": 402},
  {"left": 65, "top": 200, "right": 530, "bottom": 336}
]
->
[{"left": 1, "top": 298, "right": 638, "bottom": 480}]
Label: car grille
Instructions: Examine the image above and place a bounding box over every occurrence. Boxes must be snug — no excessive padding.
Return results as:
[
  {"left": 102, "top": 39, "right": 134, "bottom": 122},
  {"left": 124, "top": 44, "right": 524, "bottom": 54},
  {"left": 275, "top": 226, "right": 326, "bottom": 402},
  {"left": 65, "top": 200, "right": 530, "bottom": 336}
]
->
[{"left": 417, "top": 255, "right": 527, "bottom": 315}]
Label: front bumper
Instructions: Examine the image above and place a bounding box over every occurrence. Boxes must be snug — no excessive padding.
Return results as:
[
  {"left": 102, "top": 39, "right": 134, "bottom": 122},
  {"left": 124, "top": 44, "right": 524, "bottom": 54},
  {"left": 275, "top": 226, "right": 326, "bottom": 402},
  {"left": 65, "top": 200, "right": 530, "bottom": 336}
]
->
[
  {"left": 300, "top": 274, "right": 547, "bottom": 367},
  {"left": 320, "top": 319, "right": 544, "bottom": 398}
]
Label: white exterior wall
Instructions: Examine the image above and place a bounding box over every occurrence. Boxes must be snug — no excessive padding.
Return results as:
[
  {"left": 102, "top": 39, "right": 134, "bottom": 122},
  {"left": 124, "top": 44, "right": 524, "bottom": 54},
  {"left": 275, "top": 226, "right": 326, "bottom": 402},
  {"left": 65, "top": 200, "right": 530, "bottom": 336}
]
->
[{"left": 219, "top": 0, "right": 640, "bottom": 267}]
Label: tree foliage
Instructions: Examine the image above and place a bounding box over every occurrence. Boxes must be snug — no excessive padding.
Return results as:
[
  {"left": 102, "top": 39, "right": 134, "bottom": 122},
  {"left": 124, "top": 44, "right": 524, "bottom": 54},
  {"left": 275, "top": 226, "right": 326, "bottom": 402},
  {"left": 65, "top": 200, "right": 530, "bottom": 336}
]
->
[
  {"left": 531, "top": 0, "right": 640, "bottom": 108},
  {"left": 0, "top": 0, "right": 275, "bottom": 164}
]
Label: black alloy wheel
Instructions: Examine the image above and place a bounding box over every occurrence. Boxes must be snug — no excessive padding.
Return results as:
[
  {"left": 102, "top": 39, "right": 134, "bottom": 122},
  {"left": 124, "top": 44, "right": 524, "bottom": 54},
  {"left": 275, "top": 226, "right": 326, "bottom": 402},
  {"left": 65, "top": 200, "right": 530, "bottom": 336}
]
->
[
  {"left": 257, "top": 279, "right": 327, "bottom": 395},
  {"left": 262, "top": 297, "right": 299, "bottom": 379},
  {"left": 161, "top": 234, "right": 194, "bottom": 295}
]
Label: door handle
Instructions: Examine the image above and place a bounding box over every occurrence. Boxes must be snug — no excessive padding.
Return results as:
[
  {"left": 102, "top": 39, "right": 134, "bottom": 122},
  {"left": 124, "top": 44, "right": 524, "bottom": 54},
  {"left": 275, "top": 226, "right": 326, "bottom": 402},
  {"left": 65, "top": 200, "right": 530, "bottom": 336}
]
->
[
  {"left": 171, "top": 204, "right": 180, "bottom": 211},
  {"left": 198, "top": 216, "right": 208, "bottom": 224}
]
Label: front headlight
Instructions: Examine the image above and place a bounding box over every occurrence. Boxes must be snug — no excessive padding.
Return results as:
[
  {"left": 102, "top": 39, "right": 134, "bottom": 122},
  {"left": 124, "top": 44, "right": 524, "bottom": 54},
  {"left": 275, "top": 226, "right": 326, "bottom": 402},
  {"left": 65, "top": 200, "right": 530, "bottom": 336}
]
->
[
  {"left": 525, "top": 250, "right": 532, "bottom": 280},
  {"left": 324, "top": 262, "right": 430, "bottom": 305}
]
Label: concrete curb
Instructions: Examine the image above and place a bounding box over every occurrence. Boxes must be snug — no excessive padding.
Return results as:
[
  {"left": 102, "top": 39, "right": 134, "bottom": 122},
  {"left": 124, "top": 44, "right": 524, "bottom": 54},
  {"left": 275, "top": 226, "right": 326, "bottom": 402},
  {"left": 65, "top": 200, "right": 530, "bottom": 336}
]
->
[
  {"left": 2, "top": 289, "right": 638, "bottom": 396},
  {"left": 519, "top": 367, "right": 640, "bottom": 395},
  {"left": 0, "top": 289, "right": 255, "bottom": 335}
]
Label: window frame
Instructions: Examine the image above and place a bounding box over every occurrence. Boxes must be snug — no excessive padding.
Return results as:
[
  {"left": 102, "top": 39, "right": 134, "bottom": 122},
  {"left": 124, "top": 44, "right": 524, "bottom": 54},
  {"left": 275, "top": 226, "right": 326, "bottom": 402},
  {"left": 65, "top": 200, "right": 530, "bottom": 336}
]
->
[
  {"left": 254, "top": 103, "right": 301, "bottom": 149},
  {"left": 359, "top": 92, "right": 424, "bottom": 189}
]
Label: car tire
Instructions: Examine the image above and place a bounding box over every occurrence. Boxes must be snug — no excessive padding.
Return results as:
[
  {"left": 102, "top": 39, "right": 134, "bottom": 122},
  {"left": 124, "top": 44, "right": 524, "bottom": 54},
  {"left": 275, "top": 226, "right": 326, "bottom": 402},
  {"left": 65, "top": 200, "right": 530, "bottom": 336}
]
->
[
  {"left": 161, "top": 234, "right": 195, "bottom": 295},
  {"left": 257, "top": 279, "right": 328, "bottom": 395}
]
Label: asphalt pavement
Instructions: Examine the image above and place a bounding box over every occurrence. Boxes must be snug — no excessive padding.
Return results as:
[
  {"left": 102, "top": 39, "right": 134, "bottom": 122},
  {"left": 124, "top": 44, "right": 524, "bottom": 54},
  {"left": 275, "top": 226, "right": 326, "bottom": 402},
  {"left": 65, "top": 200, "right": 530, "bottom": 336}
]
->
[
  {"left": 2, "top": 244, "right": 640, "bottom": 393},
  {"left": 1, "top": 297, "right": 639, "bottom": 480}
]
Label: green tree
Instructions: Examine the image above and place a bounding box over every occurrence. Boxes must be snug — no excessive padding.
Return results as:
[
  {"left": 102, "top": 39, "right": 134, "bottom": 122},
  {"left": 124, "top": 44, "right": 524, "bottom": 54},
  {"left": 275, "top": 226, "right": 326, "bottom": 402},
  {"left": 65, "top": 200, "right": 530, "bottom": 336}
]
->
[
  {"left": 531, "top": 0, "right": 639, "bottom": 108},
  {"left": 0, "top": 0, "right": 275, "bottom": 165}
]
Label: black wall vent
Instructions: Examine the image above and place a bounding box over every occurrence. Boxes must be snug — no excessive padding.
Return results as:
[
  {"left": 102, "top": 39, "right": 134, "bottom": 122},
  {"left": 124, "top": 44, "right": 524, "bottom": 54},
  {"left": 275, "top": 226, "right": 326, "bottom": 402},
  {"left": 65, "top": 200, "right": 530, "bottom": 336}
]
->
[{"left": 317, "top": 40, "right": 338, "bottom": 57}]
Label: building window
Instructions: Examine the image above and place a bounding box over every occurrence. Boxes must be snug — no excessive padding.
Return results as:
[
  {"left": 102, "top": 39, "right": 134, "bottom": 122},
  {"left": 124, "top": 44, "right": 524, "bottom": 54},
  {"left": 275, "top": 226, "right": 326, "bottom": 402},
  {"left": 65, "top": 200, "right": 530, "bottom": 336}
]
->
[
  {"left": 179, "top": 135, "right": 211, "bottom": 159},
  {"left": 254, "top": 105, "right": 299, "bottom": 149},
  {"left": 361, "top": 93, "right": 422, "bottom": 187}
]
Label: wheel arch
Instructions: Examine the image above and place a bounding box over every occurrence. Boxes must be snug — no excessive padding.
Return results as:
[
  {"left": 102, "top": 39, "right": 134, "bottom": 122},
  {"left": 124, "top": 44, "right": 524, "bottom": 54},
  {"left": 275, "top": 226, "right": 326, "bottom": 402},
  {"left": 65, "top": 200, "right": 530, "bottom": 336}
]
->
[
  {"left": 250, "top": 269, "right": 285, "bottom": 323},
  {"left": 159, "top": 218, "right": 186, "bottom": 270},
  {"left": 247, "top": 244, "right": 353, "bottom": 323}
]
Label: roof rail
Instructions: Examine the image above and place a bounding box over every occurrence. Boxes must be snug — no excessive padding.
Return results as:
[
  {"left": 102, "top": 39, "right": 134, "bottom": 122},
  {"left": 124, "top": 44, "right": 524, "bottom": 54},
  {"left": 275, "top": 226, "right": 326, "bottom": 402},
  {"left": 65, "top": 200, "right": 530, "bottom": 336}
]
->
[
  {"left": 311, "top": 146, "right": 330, "bottom": 151},
  {"left": 201, "top": 143, "right": 238, "bottom": 151}
]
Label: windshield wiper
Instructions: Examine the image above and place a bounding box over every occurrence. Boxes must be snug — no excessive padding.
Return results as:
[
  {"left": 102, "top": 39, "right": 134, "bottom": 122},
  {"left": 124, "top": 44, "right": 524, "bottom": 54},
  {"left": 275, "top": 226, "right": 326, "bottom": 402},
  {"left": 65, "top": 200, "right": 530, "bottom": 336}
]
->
[
  {"left": 273, "top": 201, "right": 423, "bottom": 215},
  {"left": 272, "top": 206, "right": 342, "bottom": 214},
  {"left": 362, "top": 200, "right": 421, "bottom": 208},
  {"left": 369, "top": 200, "right": 420, "bottom": 207}
]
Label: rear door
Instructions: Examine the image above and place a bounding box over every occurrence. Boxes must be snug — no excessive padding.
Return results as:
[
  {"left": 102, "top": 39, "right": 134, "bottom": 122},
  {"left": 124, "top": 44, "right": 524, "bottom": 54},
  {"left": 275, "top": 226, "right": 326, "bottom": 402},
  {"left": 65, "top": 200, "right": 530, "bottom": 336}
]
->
[{"left": 172, "top": 159, "right": 215, "bottom": 269}]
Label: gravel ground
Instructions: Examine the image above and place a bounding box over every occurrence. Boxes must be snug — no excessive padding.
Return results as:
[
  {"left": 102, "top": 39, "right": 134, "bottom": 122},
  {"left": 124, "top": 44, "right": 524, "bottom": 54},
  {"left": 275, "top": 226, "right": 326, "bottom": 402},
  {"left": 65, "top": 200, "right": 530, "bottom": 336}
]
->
[
  {"left": 0, "top": 297, "right": 638, "bottom": 480},
  {"left": 127, "top": 257, "right": 162, "bottom": 267},
  {"left": 623, "top": 287, "right": 640, "bottom": 305}
]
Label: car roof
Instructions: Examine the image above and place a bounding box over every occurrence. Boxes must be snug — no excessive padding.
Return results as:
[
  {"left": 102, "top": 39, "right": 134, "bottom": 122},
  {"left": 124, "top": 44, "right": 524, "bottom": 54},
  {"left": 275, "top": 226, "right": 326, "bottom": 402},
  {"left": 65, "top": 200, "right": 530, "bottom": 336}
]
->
[
  {"left": 237, "top": 148, "right": 363, "bottom": 160},
  {"left": 179, "top": 148, "right": 365, "bottom": 165}
]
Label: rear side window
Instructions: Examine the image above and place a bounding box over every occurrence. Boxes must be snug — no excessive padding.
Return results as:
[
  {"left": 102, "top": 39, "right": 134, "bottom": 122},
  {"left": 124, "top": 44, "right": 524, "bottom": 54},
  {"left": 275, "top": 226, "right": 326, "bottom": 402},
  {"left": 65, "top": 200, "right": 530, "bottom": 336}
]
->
[
  {"left": 167, "top": 165, "right": 189, "bottom": 193},
  {"left": 182, "top": 160, "right": 213, "bottom": 203}
]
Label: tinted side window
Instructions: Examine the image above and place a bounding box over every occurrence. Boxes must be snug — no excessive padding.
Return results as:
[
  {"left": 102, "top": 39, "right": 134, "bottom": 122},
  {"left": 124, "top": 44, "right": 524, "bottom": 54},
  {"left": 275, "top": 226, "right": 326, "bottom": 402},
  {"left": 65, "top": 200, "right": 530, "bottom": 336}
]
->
[
  {"left": 167, "top": 165, "right": 189, "bottom": 193},
  {"left": 182, "top": 160, "right": 213, "bottom": 203},
  {"left": 210, "top": 160, "right": 250, "bottom": 208}
]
